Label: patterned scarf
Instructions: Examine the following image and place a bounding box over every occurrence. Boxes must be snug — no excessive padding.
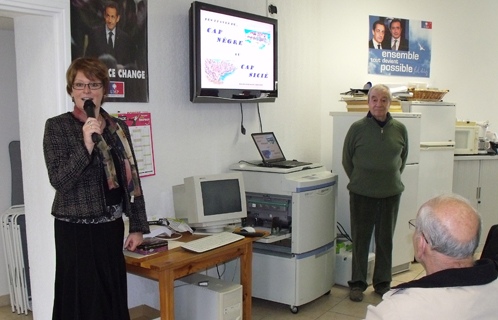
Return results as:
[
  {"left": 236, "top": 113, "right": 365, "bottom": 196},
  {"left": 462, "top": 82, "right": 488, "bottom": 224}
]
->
[{"left": 73, "top": 106, "right": 142, "bottom": 202}]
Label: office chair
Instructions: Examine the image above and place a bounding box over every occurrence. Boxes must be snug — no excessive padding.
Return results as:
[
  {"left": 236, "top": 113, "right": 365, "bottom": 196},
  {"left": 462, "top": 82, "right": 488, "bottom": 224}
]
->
[{"left": 480, "top": 224, "right": 498, "bottom": 261}]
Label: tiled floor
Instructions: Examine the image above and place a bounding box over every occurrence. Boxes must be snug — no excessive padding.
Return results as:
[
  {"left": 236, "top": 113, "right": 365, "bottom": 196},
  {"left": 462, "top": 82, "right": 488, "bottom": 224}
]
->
[
  {"left": 0, "top": 263, "right": 425, "bottom": 320},
  {"left": 0, "top": 305, "right": 33, "bottom": 320}
]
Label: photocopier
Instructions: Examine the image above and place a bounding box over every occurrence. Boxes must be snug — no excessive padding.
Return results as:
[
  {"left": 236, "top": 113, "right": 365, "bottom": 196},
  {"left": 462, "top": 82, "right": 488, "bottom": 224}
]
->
[{"left": 229, "top": 163, "right": 337, "bottom": 313}]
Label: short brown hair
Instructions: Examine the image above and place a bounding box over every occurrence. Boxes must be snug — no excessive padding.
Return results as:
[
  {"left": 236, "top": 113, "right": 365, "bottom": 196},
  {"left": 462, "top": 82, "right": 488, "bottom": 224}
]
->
[
  {"left": 104, "top": 1, "right": 120, "bottom": 16},
  {"left": 66, "top": 57, "right": 109, "bottom": 102}
]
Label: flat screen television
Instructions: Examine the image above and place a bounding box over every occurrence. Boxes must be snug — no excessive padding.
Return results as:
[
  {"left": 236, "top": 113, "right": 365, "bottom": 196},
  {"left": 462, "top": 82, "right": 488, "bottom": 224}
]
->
[
  {"left": 189, "top": 1, "right": 278, "bottom": 103},
  {"left": 173, "top": 172, "right": 247, "bottom": 232}
]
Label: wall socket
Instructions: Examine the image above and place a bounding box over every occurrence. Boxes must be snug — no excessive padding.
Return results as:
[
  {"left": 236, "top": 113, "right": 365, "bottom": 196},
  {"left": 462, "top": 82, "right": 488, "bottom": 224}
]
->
[{"left": 268, "top": 4, "right": 277, "bottom": 16}]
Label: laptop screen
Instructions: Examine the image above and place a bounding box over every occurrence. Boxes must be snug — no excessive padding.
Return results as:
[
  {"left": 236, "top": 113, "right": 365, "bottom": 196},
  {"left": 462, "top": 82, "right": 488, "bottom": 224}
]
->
[{"left": 251, "top": 132, "right": 286, "bottom": 163}]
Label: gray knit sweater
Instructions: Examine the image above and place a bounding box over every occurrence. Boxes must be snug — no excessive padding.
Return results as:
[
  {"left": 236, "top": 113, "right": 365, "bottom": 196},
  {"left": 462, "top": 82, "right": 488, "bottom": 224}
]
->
[{"left": 342, "top": 113, "right": 408, "bottom": 198}]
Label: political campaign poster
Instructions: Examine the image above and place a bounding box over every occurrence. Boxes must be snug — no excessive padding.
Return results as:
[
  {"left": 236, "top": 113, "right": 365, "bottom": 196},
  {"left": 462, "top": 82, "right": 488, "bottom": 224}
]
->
[
  {"left": 71, "top": 0, "right": 148, "bottom": 102},
  {"left": 368, "top": 16, "right": 432, "bottom": 78}
]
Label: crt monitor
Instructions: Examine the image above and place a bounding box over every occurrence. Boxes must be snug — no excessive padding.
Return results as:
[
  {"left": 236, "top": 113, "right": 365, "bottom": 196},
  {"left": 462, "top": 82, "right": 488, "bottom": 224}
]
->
[{"left": 173, "top": 172, "right": 247, "bottom": 232}]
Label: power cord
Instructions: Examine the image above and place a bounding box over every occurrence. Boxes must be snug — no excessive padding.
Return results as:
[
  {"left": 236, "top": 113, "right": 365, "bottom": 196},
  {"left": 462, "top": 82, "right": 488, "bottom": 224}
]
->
[
  {"left": 240, "top": 103, "right": 246, "bottom": 135},
  {"left": 257, "top": 102, "right": 263, "bottom": 132},
  {"left": 337, "top": 221, "right": 353, "bottom": 243}
]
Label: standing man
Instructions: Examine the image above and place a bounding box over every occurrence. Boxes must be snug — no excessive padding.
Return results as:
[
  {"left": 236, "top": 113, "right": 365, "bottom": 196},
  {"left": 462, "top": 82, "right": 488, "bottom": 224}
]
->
[
  {"left": 364, "top": 194, "right": 498, "bottom": 320},
  {"left": 386, "top": 19, "right": 409, "bottom": 51},
  {"left": 342, "top": 84, "right": 408, "bottom": 302},
  {"left": 86, "top": 1, "right": 135, "bottom": 67},
  {"left": 369, "top": 20, "right": 386, "bottom": 49}
]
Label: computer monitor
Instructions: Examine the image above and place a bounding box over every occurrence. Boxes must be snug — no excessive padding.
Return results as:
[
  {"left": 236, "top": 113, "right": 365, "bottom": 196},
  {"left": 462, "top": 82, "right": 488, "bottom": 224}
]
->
[{"left": 173, "top": 172, "right": 247, "bottom": 232}]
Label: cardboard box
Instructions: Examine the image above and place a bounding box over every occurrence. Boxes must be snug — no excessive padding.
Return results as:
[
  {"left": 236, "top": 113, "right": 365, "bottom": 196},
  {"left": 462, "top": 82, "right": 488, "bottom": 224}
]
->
[{"left": 129, "top": 305, "right": 160, "bottom": 320}]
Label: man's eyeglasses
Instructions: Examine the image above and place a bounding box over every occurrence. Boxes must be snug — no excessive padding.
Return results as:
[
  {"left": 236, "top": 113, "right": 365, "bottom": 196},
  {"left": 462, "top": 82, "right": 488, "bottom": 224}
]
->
[
  {"left": 73, "top": 82, "right": 103, "bottom": 90},
  {"left": 408, "top": 219, "right": 429, "bottom": 244}
]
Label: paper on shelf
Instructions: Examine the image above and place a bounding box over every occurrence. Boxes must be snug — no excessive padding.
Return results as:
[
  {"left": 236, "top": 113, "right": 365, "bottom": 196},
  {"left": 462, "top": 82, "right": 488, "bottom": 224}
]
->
[{"left": 144, "top": 225, "right": 172, "bottom": 238}]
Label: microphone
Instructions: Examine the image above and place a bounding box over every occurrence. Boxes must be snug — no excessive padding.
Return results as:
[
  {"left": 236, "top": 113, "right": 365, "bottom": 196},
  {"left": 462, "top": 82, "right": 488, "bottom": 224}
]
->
[{"left": 83, "top": 99, "right": 100, "bottom": 143}]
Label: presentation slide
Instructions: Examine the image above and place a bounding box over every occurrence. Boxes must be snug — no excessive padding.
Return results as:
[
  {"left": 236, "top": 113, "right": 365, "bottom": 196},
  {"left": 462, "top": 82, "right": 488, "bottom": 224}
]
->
[{"left": 200, "top": 9, "right": 275, "bottom": 90}]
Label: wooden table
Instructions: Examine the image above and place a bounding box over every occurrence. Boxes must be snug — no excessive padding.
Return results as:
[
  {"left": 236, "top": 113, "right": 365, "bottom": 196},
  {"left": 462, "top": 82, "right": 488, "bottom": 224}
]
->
[{"left": 125, "top": 233, "right": 254, "bottom": 320}]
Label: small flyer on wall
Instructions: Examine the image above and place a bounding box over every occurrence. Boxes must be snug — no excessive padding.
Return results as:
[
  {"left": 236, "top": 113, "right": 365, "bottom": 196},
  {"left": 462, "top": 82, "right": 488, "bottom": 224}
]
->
[
  {"left": 113, "top": 112, "right": 155, "bottom": 177},
  {"left": 368, "top": 16, "right": 432, "bottom": 78}
]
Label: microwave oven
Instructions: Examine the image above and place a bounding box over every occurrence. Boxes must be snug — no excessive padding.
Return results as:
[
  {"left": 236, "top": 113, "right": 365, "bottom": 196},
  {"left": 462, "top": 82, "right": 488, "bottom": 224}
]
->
[{"left": 455, "top": 125, "right": 479, "bottom": 154}]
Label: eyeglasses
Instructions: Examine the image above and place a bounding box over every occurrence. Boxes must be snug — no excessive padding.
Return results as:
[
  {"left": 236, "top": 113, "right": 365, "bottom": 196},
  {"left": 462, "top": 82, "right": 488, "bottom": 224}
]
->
[
  {"left": 408, "top": 219, "right": 429, "bottom": 244},
  {"left": 72, "top": 82, "right": 103, "bottom": 90}
]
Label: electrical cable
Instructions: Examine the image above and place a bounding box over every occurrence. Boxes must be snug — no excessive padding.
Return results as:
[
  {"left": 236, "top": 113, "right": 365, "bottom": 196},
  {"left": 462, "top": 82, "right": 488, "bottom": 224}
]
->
[
  {"left": 337, "top": 221, "right": 353, "bottom": 243},
  {"left": 240, "top": 103, "right": 246, "bottom": 135},
  {"left": 257, "top": 103, "right": 263, "bottom": 132},
  {"left": 216, "top": 263, "right": 226, "bottom": 279},
  {"left": 237, "top": 160, "right": 261, "bottom": 166}
]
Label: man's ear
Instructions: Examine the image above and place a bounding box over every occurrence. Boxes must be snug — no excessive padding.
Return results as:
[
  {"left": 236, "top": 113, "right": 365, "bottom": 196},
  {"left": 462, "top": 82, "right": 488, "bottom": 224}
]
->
[{"left": 414, "top": 232, "right": 426, "bottom": 260}]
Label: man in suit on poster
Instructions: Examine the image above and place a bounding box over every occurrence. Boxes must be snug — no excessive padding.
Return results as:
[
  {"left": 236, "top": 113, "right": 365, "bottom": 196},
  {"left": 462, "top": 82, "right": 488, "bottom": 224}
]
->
[
  {"left": 384, "top": 19, "right": 409, "bottom": 51},
  {"left": 369, "top": 20, "right": 386, "bottom": 49},
  {"left": 86, "top": 1, "right": 135, "bottom": 67}
]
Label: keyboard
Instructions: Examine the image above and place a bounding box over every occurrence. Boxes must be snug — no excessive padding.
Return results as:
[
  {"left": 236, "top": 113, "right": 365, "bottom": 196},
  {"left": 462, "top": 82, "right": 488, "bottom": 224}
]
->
[{"left": 181, "top": 232, "right": 245, "bottom": 253}]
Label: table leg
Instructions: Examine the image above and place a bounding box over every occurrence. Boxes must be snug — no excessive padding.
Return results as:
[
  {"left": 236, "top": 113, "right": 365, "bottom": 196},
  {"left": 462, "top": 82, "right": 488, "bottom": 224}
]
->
[
  {"left": 159, "top": 270, "right": 175, "bottom": 320},
  {"left": 240, "top": 242, "right": 253, "bottom": 320}
]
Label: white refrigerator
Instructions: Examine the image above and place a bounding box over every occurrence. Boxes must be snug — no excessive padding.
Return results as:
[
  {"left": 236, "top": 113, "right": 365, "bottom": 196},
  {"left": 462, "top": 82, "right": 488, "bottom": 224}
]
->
[
  {"left": 330, "top": 112, "right": 421, "bottom": 273},
  {"left": 401, "top": 101, "right": 456, "bottom": 209}
]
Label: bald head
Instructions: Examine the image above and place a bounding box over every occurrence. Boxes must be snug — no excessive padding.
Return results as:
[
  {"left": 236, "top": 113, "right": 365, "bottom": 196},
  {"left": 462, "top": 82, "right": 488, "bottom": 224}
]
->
[{"left": 416, "top": 194, "right": 481, "bottom": 259}]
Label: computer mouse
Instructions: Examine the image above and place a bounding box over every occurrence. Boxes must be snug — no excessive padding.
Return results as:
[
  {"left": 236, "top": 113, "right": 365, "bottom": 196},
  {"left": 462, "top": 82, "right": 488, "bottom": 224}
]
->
[{"left": 240, "top": 226, "right": 256, "bottom": 233}]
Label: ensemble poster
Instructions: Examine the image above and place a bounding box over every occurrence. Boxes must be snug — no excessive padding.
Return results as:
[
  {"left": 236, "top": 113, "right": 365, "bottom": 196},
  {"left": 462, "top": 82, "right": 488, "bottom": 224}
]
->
[
  {"left": 368, "top": 16, "right": 432, "bottom": 78},
  {"left": 70, "top": 0, "right": 149, "bottom": 102}
]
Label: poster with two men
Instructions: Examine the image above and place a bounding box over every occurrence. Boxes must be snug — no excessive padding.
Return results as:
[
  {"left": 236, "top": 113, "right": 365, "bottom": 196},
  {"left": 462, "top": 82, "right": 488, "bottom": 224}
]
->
[{"left": 368, "top": 15, "right": 432, "bottom": 78}]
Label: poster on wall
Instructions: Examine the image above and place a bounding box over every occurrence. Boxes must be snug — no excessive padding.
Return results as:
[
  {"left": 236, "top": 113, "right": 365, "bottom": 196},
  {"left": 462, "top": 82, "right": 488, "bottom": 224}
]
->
[
  {"left": 70, "top": 0, "right": 149, "bottom": 102},
  {"left": 368, "top": 15, "right": 432, "bottom": 78},
  {"left": 113, "top": 111, "right": 155, "bottom": 177}
]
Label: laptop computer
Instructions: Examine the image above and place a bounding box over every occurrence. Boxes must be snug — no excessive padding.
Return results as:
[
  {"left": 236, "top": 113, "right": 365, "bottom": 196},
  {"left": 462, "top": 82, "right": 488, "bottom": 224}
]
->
[{"left": 251, "top": 132, "right": 312, "bottom": 168}]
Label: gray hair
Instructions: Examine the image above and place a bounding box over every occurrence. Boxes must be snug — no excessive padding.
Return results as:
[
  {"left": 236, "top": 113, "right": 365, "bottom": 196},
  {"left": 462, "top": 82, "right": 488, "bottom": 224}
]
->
[
  {"left": 416, "top": 194, "right": 481, "bottom": 259},
  {"left": 367, "top": 84, "right": 392, "bottom": 103}
]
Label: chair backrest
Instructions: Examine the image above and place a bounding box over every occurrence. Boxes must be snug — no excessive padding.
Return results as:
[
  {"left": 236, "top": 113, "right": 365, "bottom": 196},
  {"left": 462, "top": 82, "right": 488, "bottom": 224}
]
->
[
  {"left": 9, "top": 140, "right": 24, "bottom": 206},
  {"left": 481, "top": 224, "right": 498, "bottom": 261}
]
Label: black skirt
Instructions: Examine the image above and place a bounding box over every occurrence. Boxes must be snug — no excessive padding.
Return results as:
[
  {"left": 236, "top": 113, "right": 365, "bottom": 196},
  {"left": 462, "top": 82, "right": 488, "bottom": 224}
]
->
[{"left": 52, "top": 218, "right": 130, "bottom": 320}]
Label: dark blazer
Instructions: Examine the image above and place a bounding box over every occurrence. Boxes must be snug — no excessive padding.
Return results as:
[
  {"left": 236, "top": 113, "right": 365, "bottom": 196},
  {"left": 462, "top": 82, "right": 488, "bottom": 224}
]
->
[
  {"left": 369, "top": 39, "right": 382, "bottom": 49},
  {"left": 43, "top": 110, "right": 149, "bottom": 233},
  {"left": 86, "top": 25, "right": 135, "bottom": 66},
  {"left": 383, "top": 38, "right": 409, "bottom": 51}
]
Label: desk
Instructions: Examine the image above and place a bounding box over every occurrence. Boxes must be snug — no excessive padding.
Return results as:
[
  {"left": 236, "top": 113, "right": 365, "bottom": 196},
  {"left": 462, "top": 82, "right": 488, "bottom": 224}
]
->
[{"left": 125, "top": 233, "right": 254, "bottom": 320}]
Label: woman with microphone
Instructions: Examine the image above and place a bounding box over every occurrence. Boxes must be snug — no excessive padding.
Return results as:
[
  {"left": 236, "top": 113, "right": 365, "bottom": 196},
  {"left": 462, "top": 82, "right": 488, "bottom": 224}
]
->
[{"left": 43, "top": 57, "right": 149, "bottom": 320}]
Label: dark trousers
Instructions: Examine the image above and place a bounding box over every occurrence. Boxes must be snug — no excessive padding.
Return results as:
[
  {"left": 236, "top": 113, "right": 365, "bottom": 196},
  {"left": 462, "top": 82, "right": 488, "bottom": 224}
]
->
[{"left": 348, "top": 192, "right": 401, "bottom": 291}]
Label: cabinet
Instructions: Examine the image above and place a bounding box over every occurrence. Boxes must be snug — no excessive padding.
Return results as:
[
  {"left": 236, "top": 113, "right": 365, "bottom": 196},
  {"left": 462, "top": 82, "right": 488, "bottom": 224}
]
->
[{"left": 453, "top": 156, "right": 498, "bottom": 249}]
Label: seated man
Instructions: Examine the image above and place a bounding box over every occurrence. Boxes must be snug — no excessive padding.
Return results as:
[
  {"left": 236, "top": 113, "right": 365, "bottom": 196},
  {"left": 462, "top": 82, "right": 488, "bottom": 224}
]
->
[{"left": 364, "top": 194, "right": 498, "bottom": 320}]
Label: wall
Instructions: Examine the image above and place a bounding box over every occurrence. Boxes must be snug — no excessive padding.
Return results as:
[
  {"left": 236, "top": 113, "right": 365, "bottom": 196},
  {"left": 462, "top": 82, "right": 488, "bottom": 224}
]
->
[
  {"left": 2, "top": 0, "right": 498, "bottom": 318},
  {"left": 124, "top": 0, "right": 325, "bottom": 309},
  {"left": 0, "top": 0, "right": 324, "bottom": 316},
  {"left": 320, "top": 0, "right": 498, "bottom": 169},
  {"left": 0, "top": 28, "right": 19, "bottom": 299}
]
